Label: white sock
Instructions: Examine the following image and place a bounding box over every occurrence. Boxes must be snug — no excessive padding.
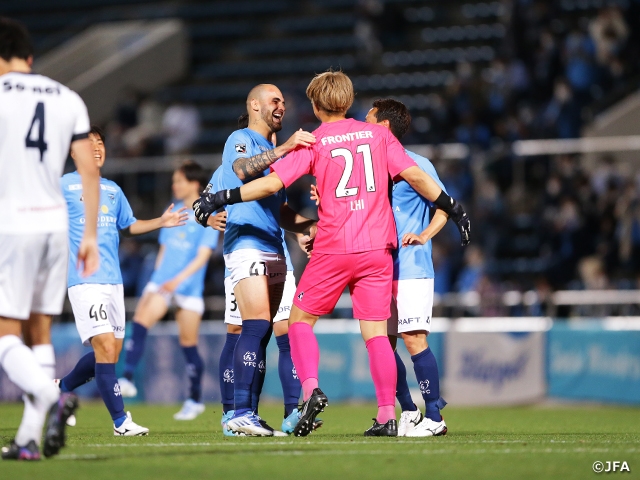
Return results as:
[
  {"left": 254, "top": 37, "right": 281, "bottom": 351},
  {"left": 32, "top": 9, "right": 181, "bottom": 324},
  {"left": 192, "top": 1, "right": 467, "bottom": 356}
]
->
[
  {"left": 32, "top": 344, "right": 56, "bottom": 379},
  {"left": 0, "top": 335, "right": 59, "bottom": 446}
]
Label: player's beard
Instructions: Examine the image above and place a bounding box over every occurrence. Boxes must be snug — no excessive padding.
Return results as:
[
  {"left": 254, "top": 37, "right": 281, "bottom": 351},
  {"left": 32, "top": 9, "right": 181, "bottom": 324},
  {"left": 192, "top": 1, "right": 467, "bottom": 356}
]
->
[{"left": 261, "top": 107, "right": 283, "bottom": 133}]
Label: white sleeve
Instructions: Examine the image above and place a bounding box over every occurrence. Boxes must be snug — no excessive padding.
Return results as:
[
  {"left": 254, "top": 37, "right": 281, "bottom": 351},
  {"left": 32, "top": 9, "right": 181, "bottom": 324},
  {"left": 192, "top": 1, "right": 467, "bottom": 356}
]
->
[{"left": 69, "top": 90, "right": 90, "bottom": 142}]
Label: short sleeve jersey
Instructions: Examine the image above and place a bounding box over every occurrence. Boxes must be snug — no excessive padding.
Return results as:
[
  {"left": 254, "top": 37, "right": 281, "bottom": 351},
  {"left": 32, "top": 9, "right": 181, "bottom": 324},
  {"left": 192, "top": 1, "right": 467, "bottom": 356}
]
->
[
  {"left": 62, "top": 172, "right": 136, "bottom": 287},
  {"left": 0, "top": 72, "right": 90, "bottom": 234},
  {"left": 150, "top": 202, "right": 219, "bottom": 297},
  {"left": 272, "top": 119, "right": 416, "bottom": 254},
  {"left": 392, "top": 150, "right": 447, "bottom": 280},
  {"left": 219, "top": 128, "right": 285, "bottom": 255}
]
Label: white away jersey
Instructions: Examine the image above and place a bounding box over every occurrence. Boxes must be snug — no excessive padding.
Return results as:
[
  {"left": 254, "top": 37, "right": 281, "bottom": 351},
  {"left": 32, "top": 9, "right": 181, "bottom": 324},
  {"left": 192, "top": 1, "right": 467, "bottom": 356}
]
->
[{"left": 0, "top": 72, "right": 90, "bottom": 234}]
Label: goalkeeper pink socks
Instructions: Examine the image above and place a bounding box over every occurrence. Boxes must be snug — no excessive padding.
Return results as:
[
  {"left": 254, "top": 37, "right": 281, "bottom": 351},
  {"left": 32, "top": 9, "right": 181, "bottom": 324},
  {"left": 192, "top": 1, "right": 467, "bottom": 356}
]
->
[
  {"left": 366, "top": 336, "right": 397, "bottom": 424},
  {"left": 289, "top": 322, "right": 319, "bottom": 401}
]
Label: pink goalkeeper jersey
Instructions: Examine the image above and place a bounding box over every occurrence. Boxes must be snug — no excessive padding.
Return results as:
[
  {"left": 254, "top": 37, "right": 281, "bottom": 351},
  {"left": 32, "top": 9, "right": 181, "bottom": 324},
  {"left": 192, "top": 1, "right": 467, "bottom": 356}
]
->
[{"left": 272, "top": 118, "right": 417, "bottom": 254}]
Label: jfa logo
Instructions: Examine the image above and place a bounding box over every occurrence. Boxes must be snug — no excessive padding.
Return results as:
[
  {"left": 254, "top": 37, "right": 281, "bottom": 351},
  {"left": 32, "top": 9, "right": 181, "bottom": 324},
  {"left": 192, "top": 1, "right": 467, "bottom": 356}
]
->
[
  {"left": 258, "top": 360, "right": 266, "bottom": 373},
  {"left": 420, "top": 380, "right": 430, "bottom": 394},
  {"left": 114, "top": 383, "right": 122, "bottom": 397},
  {"left": 593, "top": 461, "right": 630, "bottom": 473},
  {"left": 292, "top": 366, "right": 298, "bottom": 380},
  {"left": 223, "top": 369, "right": 234, "bottom": 383},
  {"left": 243, "top": 351, "right": 257, "bottom": 367}
]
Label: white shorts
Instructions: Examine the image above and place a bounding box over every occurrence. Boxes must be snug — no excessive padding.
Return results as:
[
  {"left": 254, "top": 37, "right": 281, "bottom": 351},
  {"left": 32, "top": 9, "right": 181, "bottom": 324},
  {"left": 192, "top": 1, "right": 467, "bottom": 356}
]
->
[
  {"left": 388, "top": 278, "right": 434, "bottom": 336},
  {"left": 224, "top": 270, "right": 296, "bottom": 326},
  {"left": 68, "top": 283, "right": 126, "bottom": 346},
  {"left": 0, "top": 232, "right": 68, "bottom": 320},
  {"left": 142, "top": 282, "right": 205, "bottom": 315},
  {"left": 223, "top": 248, "right": 287, "bottom": 289}
]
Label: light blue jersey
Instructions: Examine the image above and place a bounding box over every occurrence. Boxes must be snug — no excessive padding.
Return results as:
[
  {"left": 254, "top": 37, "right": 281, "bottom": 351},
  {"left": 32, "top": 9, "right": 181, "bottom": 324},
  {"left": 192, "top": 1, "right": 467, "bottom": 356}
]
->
[
  {"left": 212, "top": 166, "right": 294, "bottom": 278},
  {"left": 150, "top": 202, "right": 219, "bottom": 297},
  {"left": 218, "top": 128, "right": 285, "bottom": 255},
  {"left": 392, "top": 150, "right": 447, "bottom": 280},
  {"left": 62, "top": 172, "right": 136, "bottom": 288}
]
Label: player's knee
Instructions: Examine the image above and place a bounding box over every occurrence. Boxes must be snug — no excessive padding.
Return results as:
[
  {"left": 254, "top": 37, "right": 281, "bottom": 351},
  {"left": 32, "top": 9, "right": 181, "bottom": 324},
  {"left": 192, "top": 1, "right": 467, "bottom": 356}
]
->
[
  {"left": 92, "top": 337, "right": 118, "bottom": 362},
  {"left": 227, "top": 324, "right": 242, "bottom": 334},
  {"left": 402, "top": 332, "right": 428, "bottom": 356}
]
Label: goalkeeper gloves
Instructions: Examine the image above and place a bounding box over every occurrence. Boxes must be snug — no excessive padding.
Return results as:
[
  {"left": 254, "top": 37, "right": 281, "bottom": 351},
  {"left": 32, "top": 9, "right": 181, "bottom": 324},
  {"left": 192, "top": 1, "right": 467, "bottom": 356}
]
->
[
  {"left": 193, "top": 188, "right": 242, "bottom": 227},
  {"left": 433, "top": 191, "right": 471, "bottom": 246}
]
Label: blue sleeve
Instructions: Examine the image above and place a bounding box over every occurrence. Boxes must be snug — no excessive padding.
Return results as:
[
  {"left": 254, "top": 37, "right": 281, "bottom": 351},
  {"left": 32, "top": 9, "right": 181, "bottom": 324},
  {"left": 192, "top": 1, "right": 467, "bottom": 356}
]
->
[
  {"left": 223, "top": 130, "right": 252, "bottom": 165},
  {"left": 199, "top": 227, "right": 219, "bottom": 250},
  {"left": 117, "top": 188, "right": 137, "bottom": 230}
]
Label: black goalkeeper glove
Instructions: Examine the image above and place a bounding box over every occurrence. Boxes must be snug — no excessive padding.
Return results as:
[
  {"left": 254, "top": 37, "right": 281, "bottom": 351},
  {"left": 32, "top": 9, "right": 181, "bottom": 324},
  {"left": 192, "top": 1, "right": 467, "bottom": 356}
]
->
[
  {"left": 434, "top": 192, "right": 471, "bottom": 246},
  {"left": 193, "top": 188, "right": 242, "bottom": 227}
]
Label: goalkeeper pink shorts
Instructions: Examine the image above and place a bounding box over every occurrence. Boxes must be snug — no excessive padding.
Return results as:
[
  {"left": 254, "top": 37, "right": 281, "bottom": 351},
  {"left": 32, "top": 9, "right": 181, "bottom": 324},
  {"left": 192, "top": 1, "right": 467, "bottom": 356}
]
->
[{"left": 292, "top": 248, "right": 392, "bottom": 320}]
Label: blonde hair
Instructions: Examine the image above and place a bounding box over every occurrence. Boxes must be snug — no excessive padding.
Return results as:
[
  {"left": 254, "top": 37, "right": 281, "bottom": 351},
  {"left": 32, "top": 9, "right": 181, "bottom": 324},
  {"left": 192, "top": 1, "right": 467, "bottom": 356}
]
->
[{"left": 306, "top": 70, "right": 354, "bottom": 115}]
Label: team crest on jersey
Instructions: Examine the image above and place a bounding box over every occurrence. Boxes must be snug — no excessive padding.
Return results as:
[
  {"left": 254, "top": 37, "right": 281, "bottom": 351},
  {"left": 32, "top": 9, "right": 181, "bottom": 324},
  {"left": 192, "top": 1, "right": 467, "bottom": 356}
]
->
[
  {"left": 108, "top": 193, "right": 116, "bottom": 205},
  {"left": 235, "top": 143, "right": 246, "bottom": 154},
  {"left": 297, "top": 292, "right": 304, "bottom": 301}
]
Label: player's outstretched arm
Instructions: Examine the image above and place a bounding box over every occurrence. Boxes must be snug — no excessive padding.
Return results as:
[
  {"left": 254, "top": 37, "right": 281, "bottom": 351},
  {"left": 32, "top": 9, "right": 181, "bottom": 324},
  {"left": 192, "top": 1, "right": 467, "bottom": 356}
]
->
[
  {"left": 232, "top": 129, "right": 315, "bottom": 181},
  {"left": 72, "top": 137, "right": 101, "bottom": 276},
  {"left": 123, "top": 204, "right": 189, "bottom": 236},
  {"left": 399, "top": 166, "right": 471, "bottom": 246},
  {"left": 158, "top": 246, "right": 213, "bottom": 294},
  {"left": 280, "top": 203, "right": 316, "bottom": 234},
  {"left": 402, "top": 209, "right": 449, "bottom": 247},
  {"left": 193, "top": 172, "right": 285, "bottom": 226}
]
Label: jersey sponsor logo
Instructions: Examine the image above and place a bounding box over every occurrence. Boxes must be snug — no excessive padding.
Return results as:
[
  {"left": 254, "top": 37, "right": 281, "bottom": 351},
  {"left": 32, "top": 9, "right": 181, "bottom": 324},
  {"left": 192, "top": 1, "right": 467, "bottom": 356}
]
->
[
  {"left": 101, "top": 205, "right": 109, "bottom": 214},
  {"left": 320, "top": 130, "right": 374, "bottom": 145},
  {"left": 278, "top": 305, "right": 291, "bottom": 314},
  {"left": 419, "top": 380, "right": 430, "bottom": 394},
  {"left": 68, "top": 184, "right": 82, "bottom": 191},
  {"left": 399, "top": 316, "right": 421, "bottom": 325},
  {"left": 223, "top": 368, "right": 234, "bottom": 383},
  {"left": 100, "top": 185, "right": 117, "bottom": 192},
  {"left": 258, "top": 146, "right": 268, "bottom": 152},
  {"left": 235, "top": 143, "right": 247, "bottom": 154},
  {"left": 3, "top": 79, "right": 61, "bottom": 95}
]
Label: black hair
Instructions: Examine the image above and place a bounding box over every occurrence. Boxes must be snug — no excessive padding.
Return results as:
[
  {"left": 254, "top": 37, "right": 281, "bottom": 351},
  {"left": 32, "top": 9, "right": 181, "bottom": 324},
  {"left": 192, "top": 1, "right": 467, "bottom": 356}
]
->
[
  {"left": 177, "top": 160, "right": 208, "bottom": 190},
  {"left": 238, "top": 113, "right": 249, "bottom": 129},
  {"left": 89, "top": 125, "right": 105, "bottom": 143},
  {"left": 372, "top": 98, "right": 412, "bottom": 140},
  {"left": 0, "top": 17, "right": 33, "bottom": 62}
]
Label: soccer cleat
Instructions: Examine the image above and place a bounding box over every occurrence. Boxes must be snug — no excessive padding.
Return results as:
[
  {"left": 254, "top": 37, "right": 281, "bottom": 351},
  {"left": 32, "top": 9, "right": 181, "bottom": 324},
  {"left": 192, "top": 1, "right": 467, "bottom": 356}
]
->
[
  {"left": 282, "top": 408, "right": 324, "bottom": 435},
  {"left": 226, "top": 411, "right": 273, "bottom": 437},
  {"left": 405, "top": 415, "right": 447, "bottom": 437},
  {"left": 398, "top": 409, "right": 423, "bottom": 437},
  {"left": 43, "top": 392, "right": 79, "bottom": 458},
  {"left": 54, "top": 379, "right": 76, "bottom": 427},
  {"left": 293, "top": 388, "right": 328, "bottom": 437},
  {"left": 1, "top": 440, "right": 41, "bottom": 461},
  {"left": 364, "top": 418, "right": 398, "bottom": 437},
  {"left": 117, "top": 377, "right": 138, "bottom": 397},
  {"left": 257, "top": 416, "right": 287, "bottom": 437},
  {"left": 221, "top": 410, "right": 244, "bottom": 437},
  {"left": 173, "top": 399, "right": 206, "bottom": 421},
  {"left": 114, "top": 412, "right": 149, "bottom": 436}
]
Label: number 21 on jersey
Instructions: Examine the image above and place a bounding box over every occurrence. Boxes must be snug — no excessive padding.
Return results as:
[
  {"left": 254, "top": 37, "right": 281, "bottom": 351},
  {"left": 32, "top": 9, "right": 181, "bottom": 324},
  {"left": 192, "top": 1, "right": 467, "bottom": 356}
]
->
[{"left": 332, "top": 144, "right": 376, "bottom": 198}]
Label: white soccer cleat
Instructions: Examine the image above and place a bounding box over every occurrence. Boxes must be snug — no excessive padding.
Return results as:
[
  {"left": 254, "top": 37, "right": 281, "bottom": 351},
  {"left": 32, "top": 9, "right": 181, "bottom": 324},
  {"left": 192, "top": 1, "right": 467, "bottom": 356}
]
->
[
  {"left": 405, "top": 415, "right": 447, "bottom": 437},
  {"left": 398, "top": 409, "right": 423, "bottom": 437},
  {"left": 173, "top": 399, "right": 205, "bottom": 421},
  {"left": 226, "top": 411, "right": 273, "bottom": 437},
  {"left": 117, "top": 378, "right": 138, "bottom": 397},
  {"left": 114, "top": 412, "right": 149, "bottom": 436}
]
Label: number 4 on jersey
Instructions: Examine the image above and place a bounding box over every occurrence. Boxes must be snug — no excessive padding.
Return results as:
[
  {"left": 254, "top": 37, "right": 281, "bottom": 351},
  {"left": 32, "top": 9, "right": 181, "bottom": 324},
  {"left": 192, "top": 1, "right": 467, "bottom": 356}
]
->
[{"left": 25, "top": 102, "right": 48, "bottom": 162}]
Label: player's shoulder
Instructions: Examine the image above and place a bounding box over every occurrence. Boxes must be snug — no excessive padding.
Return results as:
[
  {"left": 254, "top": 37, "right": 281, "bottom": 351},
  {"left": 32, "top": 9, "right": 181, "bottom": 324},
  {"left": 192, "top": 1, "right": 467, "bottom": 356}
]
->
[
  {"left": 405, "top": 149, "right": 433, "bottom": 168},
  {"left": 100, "top": 177, "right": 124, "bottom": 194}
]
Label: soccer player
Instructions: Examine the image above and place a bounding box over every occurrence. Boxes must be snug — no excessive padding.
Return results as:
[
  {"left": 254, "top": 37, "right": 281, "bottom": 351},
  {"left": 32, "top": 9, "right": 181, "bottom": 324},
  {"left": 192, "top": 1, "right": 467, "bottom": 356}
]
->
[
  {"left": 0, "top": 17, "right": 100, "bottom": 460},
  {"left": 202, "top": 85, "right": 316, "bottom": 436},
  {"left": 57, "top": 126, "right": 188, "bottom": 435},
  {"left": 365, "top": 99, "right": 448, "bottom": 437},
  {"left": 194, "top": 71, "right": 470, "bottom": 437},
  {"left": 119, "top": 161, "right": 218, "bottom": 421}
]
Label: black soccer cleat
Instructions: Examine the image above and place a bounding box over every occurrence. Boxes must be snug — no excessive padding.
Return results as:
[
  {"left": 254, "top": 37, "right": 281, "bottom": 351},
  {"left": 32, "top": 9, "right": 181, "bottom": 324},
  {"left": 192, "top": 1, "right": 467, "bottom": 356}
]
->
[
  {"left": 293, "top": 388, "right": 328, "bottom": 437},
  {"left": 1, "top": 440, "right": 40, "bottom": 461},
  {"left": 43, "top": 392, "right": 79, "bottom": 458},
  {"left": 364, "top": 418, "right": 398, "bottom": 437}
]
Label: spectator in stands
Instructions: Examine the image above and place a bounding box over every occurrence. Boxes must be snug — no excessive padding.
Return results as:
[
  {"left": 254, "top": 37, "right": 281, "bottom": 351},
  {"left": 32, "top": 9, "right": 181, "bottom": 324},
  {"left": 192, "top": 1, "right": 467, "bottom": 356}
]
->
[
  {"left": 162, "top": 101, "right": 201, "bottom": 154},
  {"left": 456, "top": 245, "right": 485, "bottom": 293}
]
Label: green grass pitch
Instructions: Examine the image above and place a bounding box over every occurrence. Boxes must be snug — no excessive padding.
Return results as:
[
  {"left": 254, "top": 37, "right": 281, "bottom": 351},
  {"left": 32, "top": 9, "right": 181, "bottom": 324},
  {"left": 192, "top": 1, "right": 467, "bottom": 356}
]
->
[{"left": 1, "top": 401, "right": 639, "bottom": 479}]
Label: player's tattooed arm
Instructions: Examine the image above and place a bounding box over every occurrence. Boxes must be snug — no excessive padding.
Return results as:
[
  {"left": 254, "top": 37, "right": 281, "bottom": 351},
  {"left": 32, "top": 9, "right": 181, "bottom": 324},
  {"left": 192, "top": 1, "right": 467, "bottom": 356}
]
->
[{"left": 232, "top": 129, "right": 316, "bottom": 181}]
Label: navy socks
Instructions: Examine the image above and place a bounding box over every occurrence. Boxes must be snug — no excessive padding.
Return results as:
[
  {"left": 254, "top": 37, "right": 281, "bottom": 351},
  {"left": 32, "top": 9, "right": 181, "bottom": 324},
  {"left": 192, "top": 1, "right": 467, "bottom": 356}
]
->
[
  {"left": 233, "top": 319, "right": 271, "bottom": 414},
  {"left": 394, "top": 350, "right": 417, "bottom": 412},
  {"left": 95, "top": 362, "right": 126, "bottom": 426},
  {"left": 411, "top": 347, "right": 442, "bottom": 422},
  {"left": 219, "top": 333, "right": 239, "bottom": 413},
  {"left": 276, "top": 333, "right": 301, "bottom": 417},
  {"left": 123, "top": 322, "right": 148, "bottom": 381},
  {"left": 60, "top": 351, "right": 96, "bottom": 392},
  {"left": 181, "top": 346, "right": 204, "bottom": 403},
  {"left": 250, "top": 324, "right": 272, "bottom": 414}
]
